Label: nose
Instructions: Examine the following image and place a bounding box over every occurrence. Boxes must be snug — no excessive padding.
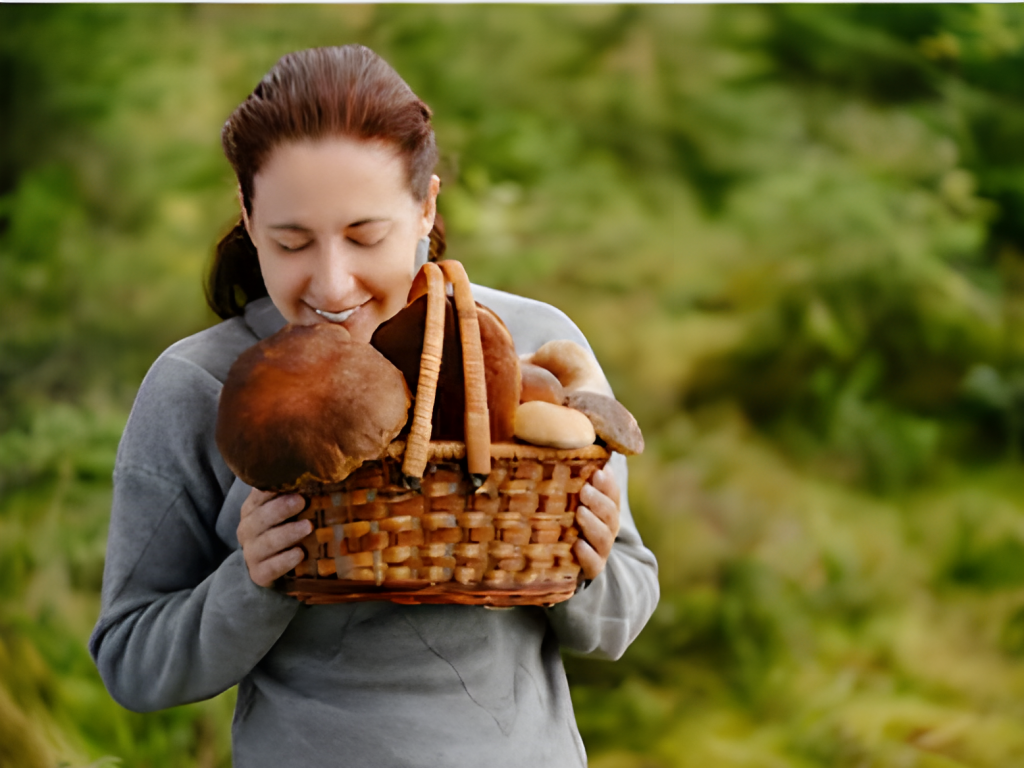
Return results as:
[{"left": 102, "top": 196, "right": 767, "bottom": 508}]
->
[{"left": 312, "top": 239, "right": 359, "bottom": 308}]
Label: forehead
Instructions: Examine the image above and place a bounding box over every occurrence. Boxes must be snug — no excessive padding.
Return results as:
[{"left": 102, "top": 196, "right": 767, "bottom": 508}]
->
[{"left": 251, "top": 137, "right": 413, "bottom": 218}]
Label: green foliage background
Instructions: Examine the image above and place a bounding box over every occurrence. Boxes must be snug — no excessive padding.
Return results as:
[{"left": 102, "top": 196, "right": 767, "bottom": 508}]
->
[{"left": 3, "top": 5, "right": 1024, "bottom": 766}]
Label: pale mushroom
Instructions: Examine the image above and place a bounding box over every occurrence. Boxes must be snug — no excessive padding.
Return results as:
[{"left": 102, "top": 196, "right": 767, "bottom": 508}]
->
[
  {"left": 514, "top": 401, "right": 596, "bottom": 450},
  {"left": 527, "top": 340, "right": 611, "bottom": 396},
  {"left": 520, "top": 362, "right": 565, "bottom": 405}
]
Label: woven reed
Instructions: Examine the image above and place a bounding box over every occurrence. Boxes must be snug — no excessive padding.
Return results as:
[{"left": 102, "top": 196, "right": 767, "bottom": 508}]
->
[
  {"left": 277, "top": 261, "right": 607, "bottom": 606},
  {"left": 280, "top": 442, "right": 608, "bottom": 605}
]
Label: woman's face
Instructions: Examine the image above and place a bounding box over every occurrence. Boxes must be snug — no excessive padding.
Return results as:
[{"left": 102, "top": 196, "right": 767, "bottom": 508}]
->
[{"left": 244, "top": 137, "right": 439, "bottom": 343}]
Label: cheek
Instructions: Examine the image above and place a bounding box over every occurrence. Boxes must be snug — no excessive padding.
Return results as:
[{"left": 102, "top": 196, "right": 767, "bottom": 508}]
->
[
  {"left": 257, "top": 251, "right": 303, "bottom": 306},
  {"left": 369, "top": 241, "right": 417, "bottom": 300},
  {"left": 373, "top": 265, "right": 414, "bottom": 321}
]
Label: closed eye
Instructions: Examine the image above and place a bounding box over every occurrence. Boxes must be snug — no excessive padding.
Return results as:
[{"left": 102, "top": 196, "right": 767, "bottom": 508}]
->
[
  {"left": 347, "top": 220, "right": 391, "bottom": 247},
  {"left": 347, "top": 235, "right": 384, "bottom": 248},
  {"left": 268, "top": 223, "right": 313, "bottom": 252},
  {"left": 276, "top": 240, "right": 312, "bottom": 253}
]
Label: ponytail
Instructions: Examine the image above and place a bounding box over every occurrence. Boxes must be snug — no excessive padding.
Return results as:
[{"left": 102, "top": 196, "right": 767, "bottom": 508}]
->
[
  {"left": 205, "top": 220, "right": 268, "bottom": 320},
  {"left": 428, "top": 212, "right": 447, "bottom": 261}
]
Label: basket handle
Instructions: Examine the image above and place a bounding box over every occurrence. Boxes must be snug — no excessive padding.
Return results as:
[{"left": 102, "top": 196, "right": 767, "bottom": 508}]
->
[
  {"left": 438, "top": 260, "right": 492, "bottom": 476},
  {"left": 402, "top": 263, "right": 445, "bottom": 479},
  {"left": 401, "top": 261, "right": 492, "bottom": 479}
]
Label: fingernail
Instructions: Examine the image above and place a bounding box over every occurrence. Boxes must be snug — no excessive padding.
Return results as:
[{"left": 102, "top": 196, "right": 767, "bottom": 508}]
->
[{"left": 289, "top": 495, "right": 305, "bottom": 511}]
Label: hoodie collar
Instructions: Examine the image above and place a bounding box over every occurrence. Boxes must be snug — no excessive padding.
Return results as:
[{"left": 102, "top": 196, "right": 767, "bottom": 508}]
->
[{"left": 243, "top": 296, "right": 288, "bottom": 340}]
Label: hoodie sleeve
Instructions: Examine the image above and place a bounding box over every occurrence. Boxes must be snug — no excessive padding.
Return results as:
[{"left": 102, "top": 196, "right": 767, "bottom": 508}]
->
[
  {"left": 89, "top": 345, "right": 299, "bottom": 712},
  {"left": 545, "top": 450, "right": 659, "bottom": 659}
]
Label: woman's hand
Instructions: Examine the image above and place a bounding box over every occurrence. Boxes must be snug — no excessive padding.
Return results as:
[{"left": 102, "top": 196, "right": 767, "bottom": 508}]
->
[
  {"left": 574, "top": 468, "right": 621, "bottom": 581},
  {"left": 237, "top": 489, "right": 313, "bottom": 588}
]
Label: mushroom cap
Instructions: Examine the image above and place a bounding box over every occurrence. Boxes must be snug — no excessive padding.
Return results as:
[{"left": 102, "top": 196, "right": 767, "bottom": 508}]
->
[
  {"left": 514, "top": 401, "right": 596, "bottom": 450},
  {"left": 527, "top": 340, "right": 611, "bottom": 396},
  {"left": 371, "top": 296, "right": 522, "bottom": 444},
  {"left": 520, "top": 362, "right": 565, "bottom": 405},
  {"left": 216, "top": 323, "right": 411, "bottom": 492},
  {"left": 370, "top": 293, "right": 466, "bottom": 441},
  {"left": 564, "top": 390, "right": 644, "bottom": 455},
  {"left": 477, "top": 303, "right": 521, "bottom": 442}
]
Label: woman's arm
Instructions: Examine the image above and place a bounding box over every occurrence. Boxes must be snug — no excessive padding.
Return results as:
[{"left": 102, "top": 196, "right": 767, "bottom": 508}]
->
[
  {"left": 89, "top": 338, "right": 300, "bottom": 712},
  {"left": 546, "top": 450, "right": 660, "bottom": 660}
]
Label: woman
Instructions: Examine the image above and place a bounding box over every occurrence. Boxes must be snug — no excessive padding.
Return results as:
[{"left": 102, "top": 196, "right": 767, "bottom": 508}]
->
[{"left": 90, "top": 45, "right": 658, "bottom": 767}]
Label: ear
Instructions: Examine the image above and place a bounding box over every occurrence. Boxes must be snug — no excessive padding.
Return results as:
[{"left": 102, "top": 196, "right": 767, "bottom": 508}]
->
[{"left": 419, "top": 175, "right": 441, "bottom": 238}]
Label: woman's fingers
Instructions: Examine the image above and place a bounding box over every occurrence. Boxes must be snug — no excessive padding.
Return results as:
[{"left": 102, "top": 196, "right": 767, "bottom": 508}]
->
[
  {"left": 576, "top": 504, "right": 616, "bottom": 560},
  {"left": 237, "top": 489, "right": 311, "bottom": 588},
  {"left": 246, "top": 518, "right": 313, "bottom": 566},
  {"left": 238, "top": 491, "right": 305, "bottom": 544},
  {"left": 579, "top": 470, "right": 620, "bottom": 539},
  {"left": 249, "top": 546, "right": 306, "bottom": 589},
  {"left": 574, "top": 469, "right": 622, "bottom": 581},
  {"left": 583, "top": 469, "right": 620, "bottom": 533},
  {"left": 573, "top": 538, "right": 603, "bottom": 582}
]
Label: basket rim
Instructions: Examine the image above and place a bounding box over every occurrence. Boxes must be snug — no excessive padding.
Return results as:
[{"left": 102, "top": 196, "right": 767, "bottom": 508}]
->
[
  {"left": 384, "top": 439, "right": 610, "bottom": 462},
  {"left": 285, "top": 441, "right": 610, "bottom": 496}
]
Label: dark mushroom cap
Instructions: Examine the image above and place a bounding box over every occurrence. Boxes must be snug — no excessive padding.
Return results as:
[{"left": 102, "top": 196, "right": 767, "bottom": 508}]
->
[
  {"left": 564, "top": 390, "right": 645, "bottom": 456},
  {"left": 216, "top": 323, "right": 411, "bottom": 492},
  {"left": 370, "top": 293, "right": 466, "bottom": 441},
  {"left": 371, "top": 297, "right": 522, "bottom": 443},
  {"left": 476, "top": 304, "right": 520, "bottom": 442}
]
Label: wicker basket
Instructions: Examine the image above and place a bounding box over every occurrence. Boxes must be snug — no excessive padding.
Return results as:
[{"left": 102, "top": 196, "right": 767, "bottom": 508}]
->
[{"left": 277, "top": 260, "right": 608, "bottom": 606}]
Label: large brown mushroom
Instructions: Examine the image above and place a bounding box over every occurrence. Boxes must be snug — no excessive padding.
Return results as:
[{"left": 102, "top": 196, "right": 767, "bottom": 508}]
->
[{"left": 216, "top": 323, "right": 411, "bottom": 492}]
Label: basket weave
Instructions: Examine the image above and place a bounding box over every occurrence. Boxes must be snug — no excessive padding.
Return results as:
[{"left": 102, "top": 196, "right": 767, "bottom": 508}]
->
[{"left": 277, "top": 261, "right": 608, "bottom": 606}]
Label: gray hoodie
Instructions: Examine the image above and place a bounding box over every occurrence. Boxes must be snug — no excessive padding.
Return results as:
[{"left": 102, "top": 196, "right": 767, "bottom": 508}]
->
[{"left": 90, "top": 287, "right": 659, "bottom": 767}]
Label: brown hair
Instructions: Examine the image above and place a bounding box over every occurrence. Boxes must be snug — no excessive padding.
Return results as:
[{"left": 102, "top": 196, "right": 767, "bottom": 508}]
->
[{"left": 206, "top": 45, "right": 446, "bottom": 319}]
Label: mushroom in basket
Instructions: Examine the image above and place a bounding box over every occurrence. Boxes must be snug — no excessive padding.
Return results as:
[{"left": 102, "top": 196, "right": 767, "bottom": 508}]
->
[
  {"left": 517, "top": 340, "right": 645, "bottom": 456},
  {"left": 215, "top": 323, "right": 411, "bottom": 493}
]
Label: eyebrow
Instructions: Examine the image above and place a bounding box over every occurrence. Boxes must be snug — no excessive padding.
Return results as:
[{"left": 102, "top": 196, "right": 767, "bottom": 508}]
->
[{"left": 268, "top": 218, "right": 390, "bottom": 232}]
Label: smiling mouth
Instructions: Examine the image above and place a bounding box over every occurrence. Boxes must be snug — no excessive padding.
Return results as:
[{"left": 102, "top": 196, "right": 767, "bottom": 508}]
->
[{"left": 314, "top": 306, "right": 360, "bottom": 323}]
